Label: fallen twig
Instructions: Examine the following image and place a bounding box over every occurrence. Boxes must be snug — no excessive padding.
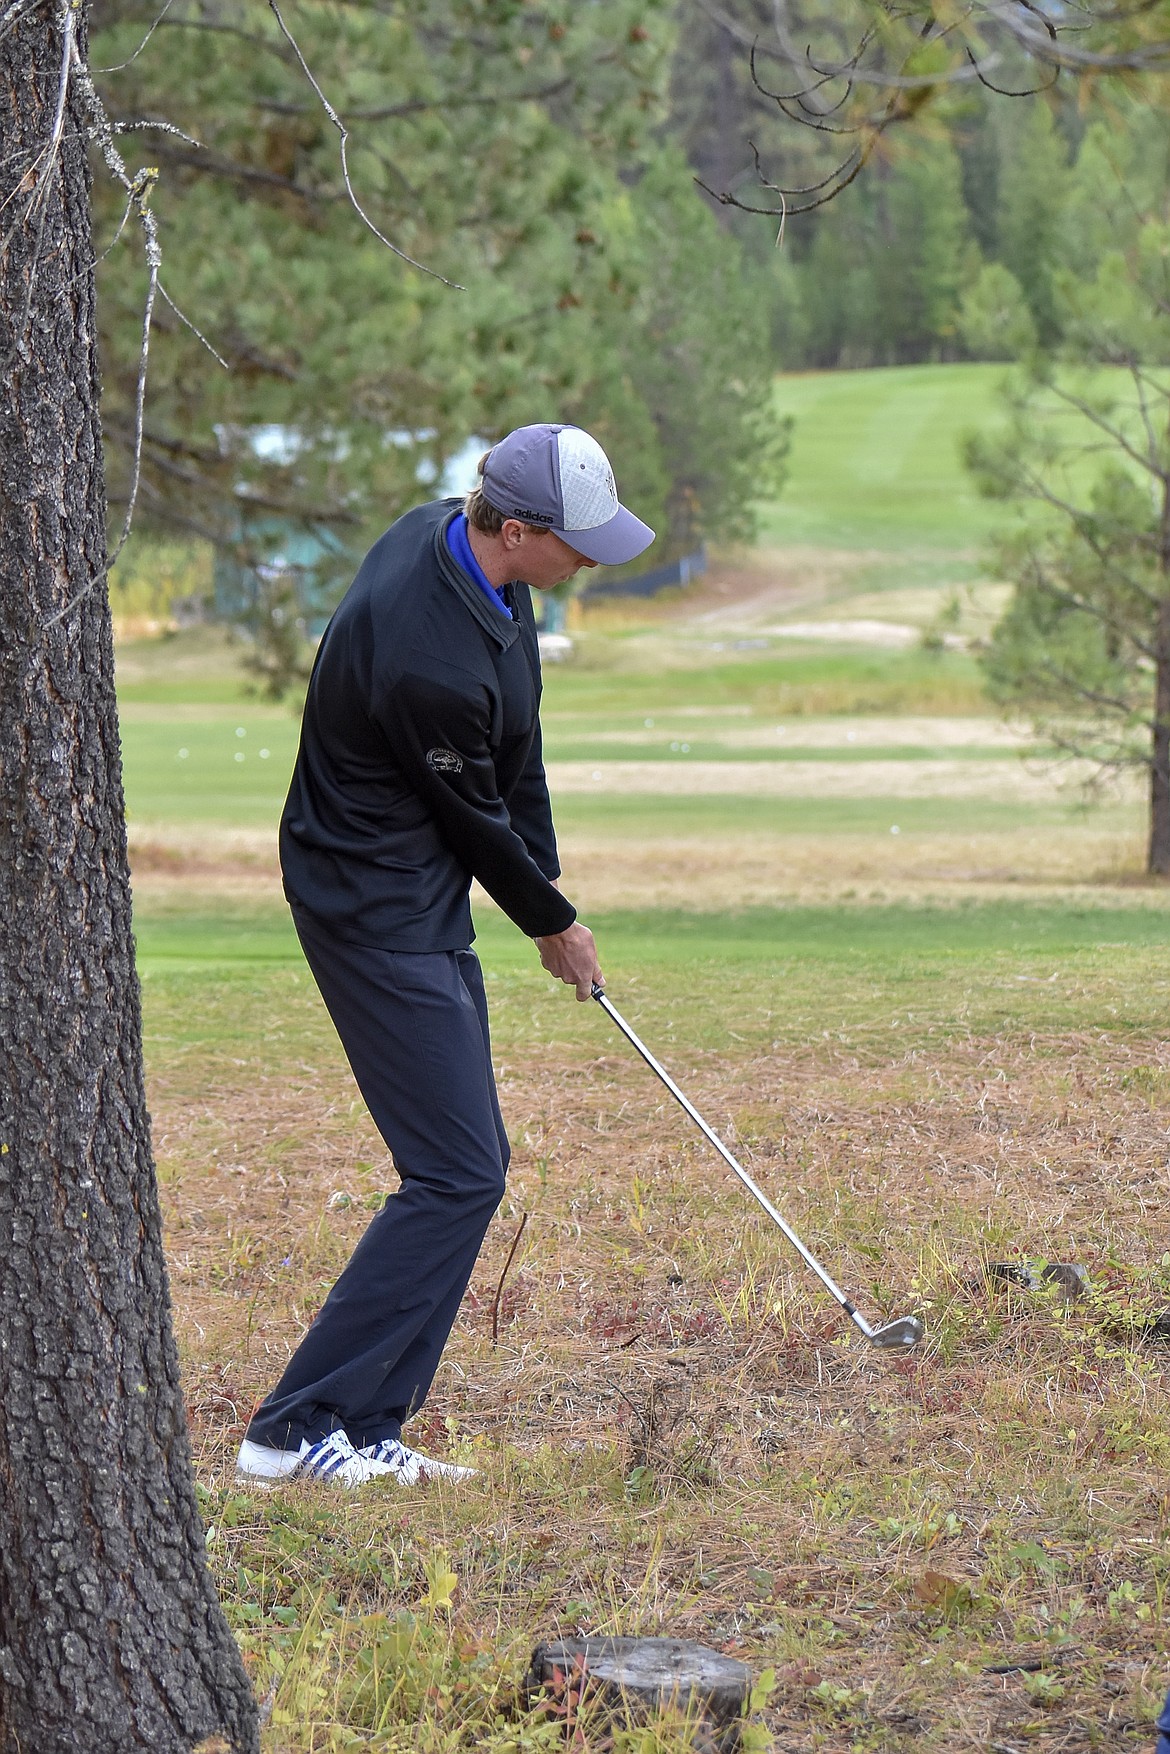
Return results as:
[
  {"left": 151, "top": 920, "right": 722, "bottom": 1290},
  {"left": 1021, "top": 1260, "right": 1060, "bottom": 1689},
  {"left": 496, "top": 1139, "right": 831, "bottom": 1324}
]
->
[{"left": 491, "top": 1211, "right": 528, "bottom": 1346}]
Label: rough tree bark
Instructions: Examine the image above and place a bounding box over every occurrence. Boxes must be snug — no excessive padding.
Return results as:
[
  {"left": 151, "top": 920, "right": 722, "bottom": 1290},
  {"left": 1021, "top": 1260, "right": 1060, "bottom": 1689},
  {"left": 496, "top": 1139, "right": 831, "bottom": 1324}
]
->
[
  {"left": 1149, "top": 453, "right": 1170, "bottom": 876},
  {"left": 0, "top": 4, "right": 258, "bottom": 1749},
  {"left": 1149, "top": 602, "right": 1170, "bottom": 876}
]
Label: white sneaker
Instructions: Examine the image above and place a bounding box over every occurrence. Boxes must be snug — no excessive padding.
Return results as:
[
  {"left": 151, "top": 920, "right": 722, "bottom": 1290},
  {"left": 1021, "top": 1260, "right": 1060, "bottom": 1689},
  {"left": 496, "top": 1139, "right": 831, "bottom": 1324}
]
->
[
  {"left": 236, "top": 1437, "right": 308, "bottom": 1481},
  {"left": 357, "top": 1437, "right": 477, "bottom": 1484},
  {"left": 237, "top": 1431, "right": 397, "bottom": 1488}
]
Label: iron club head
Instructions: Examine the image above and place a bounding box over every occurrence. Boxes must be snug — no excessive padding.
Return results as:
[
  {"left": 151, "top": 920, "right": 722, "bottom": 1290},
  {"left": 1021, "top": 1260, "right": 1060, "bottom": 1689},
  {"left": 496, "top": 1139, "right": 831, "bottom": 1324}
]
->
[{"left": 867, "top": 1315, "right": 925, "bottom": 1351}]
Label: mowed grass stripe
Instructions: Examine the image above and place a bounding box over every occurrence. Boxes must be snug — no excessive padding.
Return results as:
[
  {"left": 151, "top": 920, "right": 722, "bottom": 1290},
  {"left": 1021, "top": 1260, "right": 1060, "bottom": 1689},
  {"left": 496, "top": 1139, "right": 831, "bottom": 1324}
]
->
[
  {"left": 132, "top": 896, "right": 1170, "bottom": 968},
  {"left": 545, "top": 757, "right": 1136, "bottom": 801}
]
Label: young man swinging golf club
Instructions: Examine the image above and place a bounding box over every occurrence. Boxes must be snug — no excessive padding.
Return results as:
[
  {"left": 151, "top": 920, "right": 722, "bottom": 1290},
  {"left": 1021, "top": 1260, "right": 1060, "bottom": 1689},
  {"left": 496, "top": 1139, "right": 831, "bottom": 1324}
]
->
[{"left": 237, "top": 424, "right": 654, "bottom": 1487}]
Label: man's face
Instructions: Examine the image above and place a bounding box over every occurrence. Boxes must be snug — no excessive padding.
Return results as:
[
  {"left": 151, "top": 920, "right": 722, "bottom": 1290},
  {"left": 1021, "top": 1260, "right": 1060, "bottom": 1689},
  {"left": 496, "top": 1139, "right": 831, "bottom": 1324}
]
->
[{"left": 506, "top": 524, "right": 598, "bottom": 591}]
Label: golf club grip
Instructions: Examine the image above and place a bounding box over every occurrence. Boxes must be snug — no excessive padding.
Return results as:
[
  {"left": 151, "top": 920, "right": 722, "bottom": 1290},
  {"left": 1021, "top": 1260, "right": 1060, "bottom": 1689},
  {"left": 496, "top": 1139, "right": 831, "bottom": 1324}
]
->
[{"left": 590, "top": 986, "right": 851, "bottom": 1309}]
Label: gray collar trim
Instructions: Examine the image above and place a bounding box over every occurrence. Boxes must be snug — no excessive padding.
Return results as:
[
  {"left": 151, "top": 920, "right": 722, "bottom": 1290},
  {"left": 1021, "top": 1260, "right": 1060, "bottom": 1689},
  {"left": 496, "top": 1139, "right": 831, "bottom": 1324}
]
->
[{"left": 434, "top": 507, "right": 519, "bottom": 650}]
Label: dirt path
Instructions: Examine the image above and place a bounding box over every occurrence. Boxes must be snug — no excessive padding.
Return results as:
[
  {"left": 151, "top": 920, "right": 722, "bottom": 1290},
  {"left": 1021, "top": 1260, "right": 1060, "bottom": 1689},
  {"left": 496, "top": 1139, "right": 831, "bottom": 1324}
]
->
[{"left": 583, "top": 547, "right": 877, "bottom": 632}]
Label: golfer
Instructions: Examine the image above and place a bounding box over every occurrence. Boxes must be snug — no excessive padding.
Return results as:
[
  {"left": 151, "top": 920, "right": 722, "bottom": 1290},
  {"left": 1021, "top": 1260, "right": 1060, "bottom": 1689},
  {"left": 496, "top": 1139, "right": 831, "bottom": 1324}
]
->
[{"left": 237, "top": 424, "right": 654, "bottom": 1486}]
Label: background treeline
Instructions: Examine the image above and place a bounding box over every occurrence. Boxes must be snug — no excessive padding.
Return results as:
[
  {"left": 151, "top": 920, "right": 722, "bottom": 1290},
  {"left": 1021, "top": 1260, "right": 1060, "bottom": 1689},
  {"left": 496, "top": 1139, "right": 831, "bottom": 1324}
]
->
[{"left": 672, "top": 7, "right": 1160, "bottom": 373}]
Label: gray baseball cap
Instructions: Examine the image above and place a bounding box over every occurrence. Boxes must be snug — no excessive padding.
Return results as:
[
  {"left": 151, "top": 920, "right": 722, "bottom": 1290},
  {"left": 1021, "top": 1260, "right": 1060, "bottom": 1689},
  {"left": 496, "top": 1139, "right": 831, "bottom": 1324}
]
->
[{"left": 480, "top": 424, "right": 655, "bottom": 566}]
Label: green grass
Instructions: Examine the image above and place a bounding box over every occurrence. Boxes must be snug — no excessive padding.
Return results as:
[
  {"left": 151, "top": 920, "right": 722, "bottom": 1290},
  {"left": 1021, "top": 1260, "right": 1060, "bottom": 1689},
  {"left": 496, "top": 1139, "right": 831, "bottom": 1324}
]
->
[
  {"left": 136, "top": 893, "right": 1170, "bottom": 970},
  {"left": 116, "top": 645, "right": 1002, "bottom": 831},
  {"left": 759, "top": 361, "right": 1163, "bottom": 562},
  {"left": 135, "top": 894, "right": 1170, "bottom": 1067},
  {"left": 539, "top": 740, "right": 1020, "bottom": 761},
  {"left": 544, "top": 647, "right": 987, "bottom": 717},
  {"left": 120, "top": 708, "right": 297, "bottom": 827},
  {"left": 115, "top": 626, "right": 259, "bottom": 704},
  {"left": 761, "top": 364, "right": 1012, "bottom": 551}
]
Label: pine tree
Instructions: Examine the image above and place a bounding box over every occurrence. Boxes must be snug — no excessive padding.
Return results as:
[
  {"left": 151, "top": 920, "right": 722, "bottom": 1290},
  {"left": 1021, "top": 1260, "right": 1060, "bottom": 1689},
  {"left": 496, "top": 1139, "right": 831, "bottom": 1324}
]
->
[
  {"left": 873, "top": 136, "right": 971, "bottom": 362},
  {"left": 970, "top": 101, "right": 1170, "bottom": 874},
  {"left": 994, "top": 99, "right": 1071, "bottom": 348},
  {"left": 0, "top": 3, "right": 258, "bottom": 1746}
]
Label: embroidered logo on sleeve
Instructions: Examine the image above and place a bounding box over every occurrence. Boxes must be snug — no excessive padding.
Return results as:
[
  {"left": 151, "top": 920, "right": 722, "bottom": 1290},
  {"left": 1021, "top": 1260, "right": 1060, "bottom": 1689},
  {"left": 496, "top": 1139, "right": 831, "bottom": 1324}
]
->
[{"left": 426, "top": 747, "right": 464, "bottom": 774}]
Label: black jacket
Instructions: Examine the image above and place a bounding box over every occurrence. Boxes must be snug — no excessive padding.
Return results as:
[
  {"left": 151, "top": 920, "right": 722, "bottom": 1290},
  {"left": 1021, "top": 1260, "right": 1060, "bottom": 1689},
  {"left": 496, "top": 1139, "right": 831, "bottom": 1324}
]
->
[{"left": 280, "top": 500, "right": 577, "bottom": 950}]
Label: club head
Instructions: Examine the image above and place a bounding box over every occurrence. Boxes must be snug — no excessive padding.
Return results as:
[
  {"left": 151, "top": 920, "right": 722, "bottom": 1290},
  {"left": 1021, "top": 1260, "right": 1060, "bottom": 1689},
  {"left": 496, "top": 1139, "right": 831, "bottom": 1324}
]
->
[{"left": 868, "top": 1314, "right": 925, "bottom": 1351}]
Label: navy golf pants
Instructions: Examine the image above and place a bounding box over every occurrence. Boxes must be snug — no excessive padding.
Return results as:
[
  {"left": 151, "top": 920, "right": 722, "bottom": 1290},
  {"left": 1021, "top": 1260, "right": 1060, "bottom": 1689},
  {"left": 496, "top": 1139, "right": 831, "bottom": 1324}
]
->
[{"left": 246, "top": 911, "right": 509, "bottom": 1451}]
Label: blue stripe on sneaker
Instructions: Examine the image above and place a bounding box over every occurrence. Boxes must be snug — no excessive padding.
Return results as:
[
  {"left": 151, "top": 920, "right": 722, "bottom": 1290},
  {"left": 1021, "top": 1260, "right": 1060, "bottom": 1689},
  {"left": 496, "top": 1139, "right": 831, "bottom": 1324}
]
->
[{"left": 300, "top": 1435, "right": 350, "bottom": 1478}]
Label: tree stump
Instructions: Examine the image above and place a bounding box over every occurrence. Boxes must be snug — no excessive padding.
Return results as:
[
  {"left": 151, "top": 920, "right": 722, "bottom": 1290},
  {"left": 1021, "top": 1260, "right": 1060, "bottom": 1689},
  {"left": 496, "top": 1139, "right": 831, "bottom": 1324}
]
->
[
  {"left": 526, "top": 1637, "right": 752, "bottom": 1750},
  {"left": 986, "top": 1261, "right": 1090, "bottom": 1300}
]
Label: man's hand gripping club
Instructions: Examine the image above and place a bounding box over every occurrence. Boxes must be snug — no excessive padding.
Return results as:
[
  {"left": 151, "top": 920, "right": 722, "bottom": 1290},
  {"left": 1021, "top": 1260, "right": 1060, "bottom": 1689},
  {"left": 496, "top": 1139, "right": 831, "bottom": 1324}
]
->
[{"left": 534, "top": 920, "right": 603, "bottom": 1002}]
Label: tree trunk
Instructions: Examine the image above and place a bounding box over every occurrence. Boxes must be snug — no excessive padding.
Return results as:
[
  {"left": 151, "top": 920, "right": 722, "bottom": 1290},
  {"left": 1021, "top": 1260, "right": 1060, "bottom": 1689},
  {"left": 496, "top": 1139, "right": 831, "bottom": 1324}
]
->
[
  {"left": 1150, "top": 462, "right": 1170, "bottom": 876},
  {"left": 1150, "top": 624, "right": 1170, "bottom": 876},
  {"left": 0, "top": 7, "right": 258, "bottom": 1750}
]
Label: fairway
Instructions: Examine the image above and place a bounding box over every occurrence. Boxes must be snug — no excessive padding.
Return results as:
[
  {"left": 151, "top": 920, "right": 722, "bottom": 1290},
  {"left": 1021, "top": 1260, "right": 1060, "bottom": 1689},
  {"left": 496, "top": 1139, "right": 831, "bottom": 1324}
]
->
[
  {"left": 113, "top": 366, "right": 1170, "bottom": 1754},
  {"left": 762, "top": 364, "right": 1011, "bottom": 552}
]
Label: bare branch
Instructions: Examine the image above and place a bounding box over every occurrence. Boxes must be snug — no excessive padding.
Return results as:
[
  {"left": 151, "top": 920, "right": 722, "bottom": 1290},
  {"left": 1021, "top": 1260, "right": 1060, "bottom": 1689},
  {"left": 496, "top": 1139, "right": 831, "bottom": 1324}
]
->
[
  {"left": 111, "top": 201, "right": 159, "bottom": 570},
  {"left": 94, "top": 184, "right": 137, "bottom": 266},
  {"left": 990, "top": 0, "right": 1170, "bottom": 71},
  {"left": 253, "top": 77, "right": 578, "bottom": 123},
  {"left": 157, "top": 284, "right": 229, "bottom": 371},
  {"left": 26, "top": 0, "right": 73, "bottom": 215},
  {"left": 46, "top": 39, "right": 164, "bottom": 626},
  {"left": 697, "top": 135, "right": 873, "bottom": 217},
  {"left": 266, "top": 0, "right": 462, "bottom": 290},
  {"left": 1045, "top": 379, "right": 1169, "bottom": 481},
  {"left": 95, "top": 0, "right": 176, "bottom": 74},
  {"left": 708, "top": 0, "right": 1170, "bottom": 226},
  {"left": 0, "top": 0, "right": 74, "bottom": 372},
  {"left": 113, "top": 118, "right": 205, "bottom": 150},
  {"left": 747, "top": 141, "right": 787, "bottom": 245},
  {"left": 964, "top": 42, "right": 1058, "bottom": 96}
]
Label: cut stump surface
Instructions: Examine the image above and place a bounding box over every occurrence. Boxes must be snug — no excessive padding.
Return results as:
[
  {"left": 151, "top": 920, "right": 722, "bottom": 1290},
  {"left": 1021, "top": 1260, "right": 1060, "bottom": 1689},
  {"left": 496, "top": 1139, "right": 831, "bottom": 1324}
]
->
[{"left": 526, "top": 1636, "right": 752, "bottom": 1748}]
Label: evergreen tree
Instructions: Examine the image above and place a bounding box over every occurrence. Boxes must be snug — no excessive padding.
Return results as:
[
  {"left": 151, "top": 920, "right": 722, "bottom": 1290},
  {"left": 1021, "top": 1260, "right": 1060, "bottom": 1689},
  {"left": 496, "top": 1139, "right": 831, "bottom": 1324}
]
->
[
  {"left": 787, "top": 131, "right": 971, "bottom": 367},
  {"left": 970, "top": 99, "right": 1170, "bottom": 873},
  {"left": 872, "top": 136, "right": 971, "bottom": 362},
  {"left": 994, "top": 98, "right": 1071, "bottom": 348},
  {"left": 958, "top": 261, "right": 1036, "bottom": 360},
  {"left": 612, "top": 148, "right": 791, "bottom": 550},
  {"left": 797, "top": 213, "right": 864, "bottom": 367},
  {"left": 90, "top": 0, "right": 672, "bottom": 562}
]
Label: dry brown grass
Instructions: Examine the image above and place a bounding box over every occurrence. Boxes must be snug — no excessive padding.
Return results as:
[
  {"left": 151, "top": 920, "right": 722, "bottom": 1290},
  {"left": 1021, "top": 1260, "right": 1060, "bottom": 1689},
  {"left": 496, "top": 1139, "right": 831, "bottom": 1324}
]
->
[
  {"left": 130, "top": 814, "right": 1165, "bottom": 919},
  {"left": 572, "top": 548, "right": 869, "bottom": 636},
  {"left": 555, "top": 827, "right": 1157, "bottom": 909},
  {"left": 546, "top": 759, "right": 1142, "bottom": 804},
  {"left": 160, "top": 979, "right": 1170, "bottom": 1750}
]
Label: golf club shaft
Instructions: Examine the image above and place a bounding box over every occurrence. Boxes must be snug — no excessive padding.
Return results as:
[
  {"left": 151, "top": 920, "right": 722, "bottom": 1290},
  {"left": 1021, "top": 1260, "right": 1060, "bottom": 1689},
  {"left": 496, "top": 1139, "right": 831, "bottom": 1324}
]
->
[{"left": 591, "top": 985, "right": 879, "bottom": 1340}]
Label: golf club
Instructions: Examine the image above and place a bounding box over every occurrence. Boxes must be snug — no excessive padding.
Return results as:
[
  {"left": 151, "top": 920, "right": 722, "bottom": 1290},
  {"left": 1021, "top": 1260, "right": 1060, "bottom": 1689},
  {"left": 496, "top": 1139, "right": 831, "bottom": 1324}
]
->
[{"left": 591, "top": 984, "right": 924, "bottom": 1352}]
